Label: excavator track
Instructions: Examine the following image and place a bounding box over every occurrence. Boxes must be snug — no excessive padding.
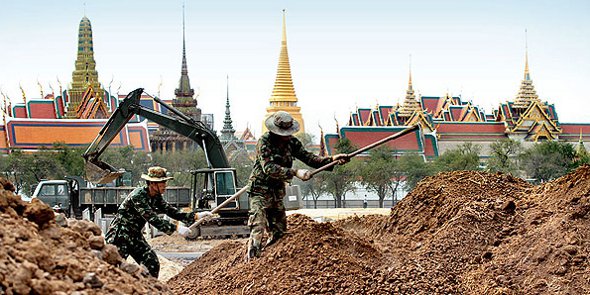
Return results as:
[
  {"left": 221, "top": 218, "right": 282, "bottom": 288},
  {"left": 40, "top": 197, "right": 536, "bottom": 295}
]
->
[{"left": 186, "top": 216, "right": 250, "bottom": 240}]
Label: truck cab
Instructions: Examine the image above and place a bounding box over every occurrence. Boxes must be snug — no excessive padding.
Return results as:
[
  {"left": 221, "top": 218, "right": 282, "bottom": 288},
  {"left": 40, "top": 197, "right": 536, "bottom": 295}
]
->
[{"left": 32, "top": 180, "right": 71, "bottom": 215}]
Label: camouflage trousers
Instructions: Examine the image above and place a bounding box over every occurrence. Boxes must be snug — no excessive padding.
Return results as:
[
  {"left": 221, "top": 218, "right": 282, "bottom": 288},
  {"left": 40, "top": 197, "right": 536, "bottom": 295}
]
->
[
  {"left": 247, "top": 189, "right": 287, "bottom": 258},
  {"left": 105, "top": 227, "right": 160, "bottom": 278}
]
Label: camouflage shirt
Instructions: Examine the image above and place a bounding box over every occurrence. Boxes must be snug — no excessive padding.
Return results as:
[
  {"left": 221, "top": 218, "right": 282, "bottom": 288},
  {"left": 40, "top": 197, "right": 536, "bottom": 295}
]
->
[
  {"left": 108, "top": 186, "right": 194, "bottom": 236},
  {"left": 248, "top": 132, "right": 333, "bottom": 195}
]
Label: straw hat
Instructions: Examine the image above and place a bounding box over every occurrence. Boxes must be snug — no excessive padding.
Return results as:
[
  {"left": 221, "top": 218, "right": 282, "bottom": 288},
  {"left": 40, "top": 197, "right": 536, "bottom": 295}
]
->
[
  {"left": 141, "top": 166, "right": 174, "bottom": 182},
  {"left": 265, "top": 111, "right": 300, "bottom": 136}
]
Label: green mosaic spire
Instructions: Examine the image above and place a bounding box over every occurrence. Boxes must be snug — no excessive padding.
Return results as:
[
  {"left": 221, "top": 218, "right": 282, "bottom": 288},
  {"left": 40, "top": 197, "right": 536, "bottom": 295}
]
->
[{"left": 68, "top": 16, "right": 103, "bottom": 117}]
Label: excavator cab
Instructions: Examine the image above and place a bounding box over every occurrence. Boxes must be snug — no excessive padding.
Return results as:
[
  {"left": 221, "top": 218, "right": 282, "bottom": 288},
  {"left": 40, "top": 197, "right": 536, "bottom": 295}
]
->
[{"left": 191, "top": 168, "right": 242, "bottom": 211}]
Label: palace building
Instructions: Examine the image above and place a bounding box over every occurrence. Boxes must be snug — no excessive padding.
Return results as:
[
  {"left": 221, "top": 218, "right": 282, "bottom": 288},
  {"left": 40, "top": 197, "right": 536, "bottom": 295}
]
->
[{"left": 324, "top": 50, "right": 590, "bottom": 160}]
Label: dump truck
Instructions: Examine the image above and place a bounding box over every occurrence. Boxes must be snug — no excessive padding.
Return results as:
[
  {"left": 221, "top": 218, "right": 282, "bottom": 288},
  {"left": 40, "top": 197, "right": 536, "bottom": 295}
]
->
[
  {"left": 31, "top": 177, "right": 191, "bottom": 219},
  {"left": 80, "top": 88, "right": 302, "bottom": 238}
]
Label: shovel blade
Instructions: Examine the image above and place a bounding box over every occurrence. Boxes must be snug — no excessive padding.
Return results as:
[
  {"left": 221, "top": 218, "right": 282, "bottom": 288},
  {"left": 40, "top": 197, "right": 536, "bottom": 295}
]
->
[{"left": 85, "top": 160, "right": 124, "bottom": 184}]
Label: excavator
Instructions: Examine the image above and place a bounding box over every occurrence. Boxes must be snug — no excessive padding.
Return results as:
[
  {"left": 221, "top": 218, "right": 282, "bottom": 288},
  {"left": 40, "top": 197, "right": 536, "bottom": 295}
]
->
[{"left": 81, "top": 88, "right": 299, "bottom": 238}]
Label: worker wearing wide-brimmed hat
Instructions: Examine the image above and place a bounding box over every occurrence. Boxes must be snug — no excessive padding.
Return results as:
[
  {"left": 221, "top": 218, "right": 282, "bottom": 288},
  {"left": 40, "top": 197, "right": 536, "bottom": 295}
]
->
[
  {"left": 246, "top": 111, "right": 349, "bottom": 260},
  {"left": 106, "top": 166, "right": 213, "bottom": 277}
]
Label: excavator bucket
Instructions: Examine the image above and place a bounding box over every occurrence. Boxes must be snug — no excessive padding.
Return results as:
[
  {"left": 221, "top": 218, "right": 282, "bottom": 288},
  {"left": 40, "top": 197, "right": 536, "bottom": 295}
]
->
[{"left": 85, "top": 159, "right": 124, "bottom": 184}]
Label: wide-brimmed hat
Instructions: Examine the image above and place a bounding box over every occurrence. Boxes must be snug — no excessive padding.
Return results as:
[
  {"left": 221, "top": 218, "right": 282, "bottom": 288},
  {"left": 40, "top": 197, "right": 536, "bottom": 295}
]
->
[
  {"left": 141, "top": 166, "right": 174, "bottom": 182},
  {"left": 265, "top": 111, "right": 300, "bottom": 136}
]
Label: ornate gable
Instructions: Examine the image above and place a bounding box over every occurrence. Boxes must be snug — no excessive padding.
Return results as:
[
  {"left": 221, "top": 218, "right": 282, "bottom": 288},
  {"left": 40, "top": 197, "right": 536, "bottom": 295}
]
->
[
  {"left": 509, "top": 101, "right": 560, "bottom": 140},
  {"left": 76, "top": 85, "right": 110, "bottom": 119},
  {"left": 433, "top": 93, "right": 457, "bottom": 118},
  {"left": 458, "top": 103, "right": 482, "bottom": 122},
  {"left": 406, "top": 111, "right": 434, "bottom": 133}
]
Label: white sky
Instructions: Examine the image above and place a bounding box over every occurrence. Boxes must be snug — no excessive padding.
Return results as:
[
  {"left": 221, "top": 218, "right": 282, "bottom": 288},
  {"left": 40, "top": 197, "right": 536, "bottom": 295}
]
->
[{"left": 1, "top": 0, "right": 589, "bottom": 140}]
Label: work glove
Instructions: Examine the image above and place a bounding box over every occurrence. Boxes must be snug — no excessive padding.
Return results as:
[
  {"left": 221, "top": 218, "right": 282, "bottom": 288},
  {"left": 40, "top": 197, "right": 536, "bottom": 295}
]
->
[
  {"left": 295, "top": 169, "right": 311, "bottom": 181},
  {"left": 177, "top": 224, "right": 191, "bottom": 237},
  {"left": 194, "top": 211, "right": 214, "bottom": 221},
  {"left": 331, "top": 153, "right": 350, "bottom": 165}
]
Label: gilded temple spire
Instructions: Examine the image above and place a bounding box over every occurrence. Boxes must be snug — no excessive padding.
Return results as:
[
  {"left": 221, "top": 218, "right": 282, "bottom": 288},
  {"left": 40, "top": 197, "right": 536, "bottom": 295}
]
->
[
  {"left": 513, "top": 30, "right": 540, "bottom": 109},
  {"left": 576, "top": 128, "right": 588, "bottom": 158},
  {"left": 524, "top": 29, "right": 530, "bottom": 81},
  {"left": 263, "top": 10, "right": 305, "bottom": 134},
  {"left": 397, "top": 55, "right": 421, "bottom": 117}
]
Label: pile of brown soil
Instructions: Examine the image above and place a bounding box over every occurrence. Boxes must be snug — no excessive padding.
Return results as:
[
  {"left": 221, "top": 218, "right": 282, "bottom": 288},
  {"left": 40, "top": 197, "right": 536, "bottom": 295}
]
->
[
  {"left": 168, "top": 167, "right": 590, "bottom": 295},
  {"left": 0, "top": 177, "right": 172, "bottom": 295},
  {"left": 463, "top": 166, "right": 590, "bottom": 294},
  {"left": 169, "top": 214, "right": 387, "bottom": 294}
]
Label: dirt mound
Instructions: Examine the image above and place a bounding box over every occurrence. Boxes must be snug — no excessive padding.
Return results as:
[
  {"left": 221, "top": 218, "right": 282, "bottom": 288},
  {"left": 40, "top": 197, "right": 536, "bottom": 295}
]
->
[
  {"left": 168, "top": 214, "right": 390, "bottom": 294},
  {"left": 0, "top": 177, "right": 172, "bottom": 295},
  {"left": 373, "top": 171, "right": 532, "bottom": 293},
  {"left": 169, "top": 168, "right": 590, "bottom": 294},
  {"left": 463, "top": 165, "right": 590, "bottom": 294}
]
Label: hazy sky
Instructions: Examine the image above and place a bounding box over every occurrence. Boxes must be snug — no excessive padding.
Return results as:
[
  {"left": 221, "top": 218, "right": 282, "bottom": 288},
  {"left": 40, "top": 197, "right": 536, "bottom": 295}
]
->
[{"left": 1, "top": 0, "right": 589, "bottom": 139}]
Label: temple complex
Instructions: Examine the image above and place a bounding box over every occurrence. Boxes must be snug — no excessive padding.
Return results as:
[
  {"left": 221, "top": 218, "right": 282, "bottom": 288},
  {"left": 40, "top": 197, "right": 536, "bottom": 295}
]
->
[
  {"left": 325, "top": 49, "right": 590, "bottom": 160},
  {"left": 2, "top": 10, "right": 589, "bottom": 162},
  {"left": 0, "top": 15, "right": 148, "bottom": 154},
  {"left": 262, "top": 10, "right": 305, "bottom": 136}
]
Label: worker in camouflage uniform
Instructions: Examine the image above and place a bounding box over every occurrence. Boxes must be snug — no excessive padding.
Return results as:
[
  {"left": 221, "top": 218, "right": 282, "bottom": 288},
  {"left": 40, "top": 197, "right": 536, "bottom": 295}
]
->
[
  {"left": 105, "top": 166, "right": 212, "bottom": 277},
  {"left": 246, "top": 111, "right": 349, "bottom": 260}
]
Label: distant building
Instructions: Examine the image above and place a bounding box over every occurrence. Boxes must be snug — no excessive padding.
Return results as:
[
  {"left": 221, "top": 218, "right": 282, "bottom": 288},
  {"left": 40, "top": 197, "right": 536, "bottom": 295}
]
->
[
  {"left": 325, "top": 50, "right": 590, "bottom": 159},
  {"left": 150, "top": 7, "right": 205, "bottom": 153}
]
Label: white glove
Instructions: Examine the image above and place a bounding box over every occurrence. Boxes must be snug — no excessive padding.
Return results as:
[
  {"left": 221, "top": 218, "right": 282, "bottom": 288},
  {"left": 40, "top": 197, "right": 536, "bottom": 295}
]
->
[
  {"left": 195, "top": 211, "right": 214, "bottom": 221},
  {"left": 295, "top": 169, "right": 311, "bottom": 181},
  {"left": 177, "top": 224, "right": 191, "bottom": 237}
]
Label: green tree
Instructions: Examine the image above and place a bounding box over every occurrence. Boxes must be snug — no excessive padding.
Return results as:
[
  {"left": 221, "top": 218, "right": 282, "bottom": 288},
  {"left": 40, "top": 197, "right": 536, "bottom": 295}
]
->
[
  {"left": 292, "top": 133, "right": 327, "bottom": 208},
  {"left": 101, "top": 146, "right": 151, "bottom": 186},
  {"left": 0, "top": 149, "right": 35, "bottom": 194},
  {"left": 358, "top": 146, "right": 403, "bottom": 207},
  {"left": 228, "top": 150, "right": 254, "bottom": 188},
  {"left": 486, "top": 139, "right": 522, "bottom": 175},
  {"left": 435, "top": 142, "right": 481, "bottom": 172},
  {"left": 294, "top": 172, "right": 327, "bottom": 209},
  {"left": 398, "top": 153, "right": 436, "bottom": 191},
  {"left": 520, "top": 141, "right": 576, "bottom": 183},
  {"left": 323, "top": 138, "right": 357, "bottom": 208},
  {"left": 151, "top": 149, "right": 207, "bottom": 187},
  {"left": 0, "top": 147, "right": 70, "bottom": 194},
  {"left": 52, "top": 142, "right": 85, "bottom": 177}
]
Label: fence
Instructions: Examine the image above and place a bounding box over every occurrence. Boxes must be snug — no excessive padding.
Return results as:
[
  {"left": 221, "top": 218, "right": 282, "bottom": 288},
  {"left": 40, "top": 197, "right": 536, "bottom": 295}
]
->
[{"left": 303, "top": 199, "right": 398, "bottom": 209}]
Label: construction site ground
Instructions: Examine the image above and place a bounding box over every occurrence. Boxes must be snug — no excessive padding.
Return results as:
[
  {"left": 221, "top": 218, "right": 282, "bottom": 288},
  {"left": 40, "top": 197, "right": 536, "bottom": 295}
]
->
[{"left": 3, "top": 165, "right": 590, "bottom": 294}]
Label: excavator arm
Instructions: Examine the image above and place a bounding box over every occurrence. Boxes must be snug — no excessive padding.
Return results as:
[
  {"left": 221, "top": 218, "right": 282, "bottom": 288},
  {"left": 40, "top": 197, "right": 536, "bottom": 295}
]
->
[{"left": 83, "top": 88, "right": 229, "bottom": 183}]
